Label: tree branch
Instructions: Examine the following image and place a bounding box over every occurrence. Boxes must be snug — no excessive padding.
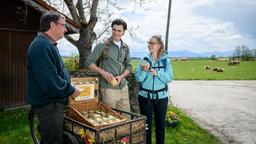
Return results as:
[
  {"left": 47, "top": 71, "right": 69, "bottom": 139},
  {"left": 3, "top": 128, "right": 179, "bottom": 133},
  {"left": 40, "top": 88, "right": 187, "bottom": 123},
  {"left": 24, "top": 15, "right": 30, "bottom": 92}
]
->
[
  {"left": 64, "top": 0, "right": 80, "bottom": 25},
  {"left": 90, "top": 0, "right": 98, "bottom": 18},
  {"left": 76, "top": 0, "right": 87, "bottom": 25},
  {"left": 88, "top": 0, "right": 99, "bottom": 29}
]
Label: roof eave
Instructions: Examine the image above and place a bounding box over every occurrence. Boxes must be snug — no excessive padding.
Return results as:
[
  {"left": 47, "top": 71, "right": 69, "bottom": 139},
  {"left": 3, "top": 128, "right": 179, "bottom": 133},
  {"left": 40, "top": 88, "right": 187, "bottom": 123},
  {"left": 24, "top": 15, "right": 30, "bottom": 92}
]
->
[{"left": 21, "top": 0, "right": 80, "bottom": 34}]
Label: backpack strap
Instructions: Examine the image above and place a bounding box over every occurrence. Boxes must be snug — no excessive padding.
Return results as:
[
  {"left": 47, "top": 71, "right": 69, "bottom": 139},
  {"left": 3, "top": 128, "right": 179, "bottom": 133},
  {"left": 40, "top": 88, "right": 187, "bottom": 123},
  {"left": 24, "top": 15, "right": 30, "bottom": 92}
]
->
[
  {"left": 143, "top": 57, "right": 152, "bottom": 68},
  {"left": 162, "top": 58, "right": 167, "bottom": 71},
  {"left": 150, "top": 58, "right": 167, "bottom": 72},
  {"left": 122, "top": 43, "right": 129, "bottom": 66},
  {"left": 139, "top": 84, "right": 168, "bottom": 94},
  {"left": 96, "top": 38, "right": 110, "bottom": 68},
  {"left": 139, "top": 83, "right": 168, "bottom": 100},
  {"left": 102, "top": 37, "right": 110, "bottom": 59}
]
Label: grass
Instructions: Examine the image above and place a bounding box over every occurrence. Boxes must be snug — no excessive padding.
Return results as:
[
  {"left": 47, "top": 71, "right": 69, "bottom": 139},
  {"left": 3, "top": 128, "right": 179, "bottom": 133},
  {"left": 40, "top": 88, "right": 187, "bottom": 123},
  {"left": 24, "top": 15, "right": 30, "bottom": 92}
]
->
[
  {"left": 0, "top": 107, "right": 220, "bottom": 144},
  {"left": 131, "top": 59, "right": 256, "bottom": 80},
  {"left": 154, "top": 106, "right": 220, "bottom": 144},
  {"left": 0, "top": 109, "right": 33, "bottom": 144},
  {"left": 5, "top": 59, "right": 251, "bottom": 143}
]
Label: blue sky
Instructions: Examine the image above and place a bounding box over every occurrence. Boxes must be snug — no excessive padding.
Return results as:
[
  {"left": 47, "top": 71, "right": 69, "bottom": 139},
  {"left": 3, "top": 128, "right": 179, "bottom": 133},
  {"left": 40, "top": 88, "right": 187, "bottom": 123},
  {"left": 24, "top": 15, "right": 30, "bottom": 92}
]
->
[{"left": 57, "top": 0, "right": 256, "bottom": 56}]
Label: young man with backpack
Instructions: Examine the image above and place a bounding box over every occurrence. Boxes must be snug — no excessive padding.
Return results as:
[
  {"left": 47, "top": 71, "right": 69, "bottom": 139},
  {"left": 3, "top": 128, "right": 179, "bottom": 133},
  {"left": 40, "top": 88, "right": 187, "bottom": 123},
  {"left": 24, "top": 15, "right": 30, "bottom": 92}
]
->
[{"left": 85, "top": 18, "right": 132, "bottom": 113}]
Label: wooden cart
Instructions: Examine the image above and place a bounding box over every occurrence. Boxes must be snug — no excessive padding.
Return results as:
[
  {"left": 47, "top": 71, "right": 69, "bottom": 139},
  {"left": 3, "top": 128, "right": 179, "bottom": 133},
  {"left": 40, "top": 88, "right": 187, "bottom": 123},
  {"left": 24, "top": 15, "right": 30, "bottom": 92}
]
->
[{"left": 64, "top": 77, "right": 146, "bottom": 144}]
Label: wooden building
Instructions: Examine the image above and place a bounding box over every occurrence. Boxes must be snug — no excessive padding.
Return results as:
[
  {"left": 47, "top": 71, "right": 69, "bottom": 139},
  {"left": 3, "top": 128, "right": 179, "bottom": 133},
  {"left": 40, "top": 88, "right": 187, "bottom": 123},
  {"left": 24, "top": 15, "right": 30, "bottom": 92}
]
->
[{"left": 0, "top": 0, "right": 79, "bottom": 108}]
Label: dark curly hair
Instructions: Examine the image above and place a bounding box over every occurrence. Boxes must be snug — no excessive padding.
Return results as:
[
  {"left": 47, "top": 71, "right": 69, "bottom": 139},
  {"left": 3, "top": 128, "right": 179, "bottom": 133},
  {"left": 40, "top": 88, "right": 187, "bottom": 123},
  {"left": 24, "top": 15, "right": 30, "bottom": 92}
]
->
[{"left": 111, "top": 18, "right": 127, "bottom": 31}]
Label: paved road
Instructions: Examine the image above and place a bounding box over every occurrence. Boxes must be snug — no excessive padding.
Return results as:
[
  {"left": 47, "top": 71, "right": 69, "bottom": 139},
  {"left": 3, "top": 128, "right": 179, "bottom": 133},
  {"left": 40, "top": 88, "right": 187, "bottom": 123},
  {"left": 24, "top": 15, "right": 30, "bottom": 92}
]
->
[{"left": 168, "top": 81, "right": 256, "bottom": 144}]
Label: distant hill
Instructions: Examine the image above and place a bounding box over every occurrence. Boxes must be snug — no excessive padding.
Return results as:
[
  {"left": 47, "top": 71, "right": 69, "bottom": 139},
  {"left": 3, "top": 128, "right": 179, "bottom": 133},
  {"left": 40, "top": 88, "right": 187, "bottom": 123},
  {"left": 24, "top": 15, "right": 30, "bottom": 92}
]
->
[
  {"left": 131, "top": 50, "right": 234, "bottom": 58},
  {"left": 168, "top": 50, "right": 203, "bottom": 57},
  {"left": 201, "top": 50, "right": 234, "bottom": 57}
]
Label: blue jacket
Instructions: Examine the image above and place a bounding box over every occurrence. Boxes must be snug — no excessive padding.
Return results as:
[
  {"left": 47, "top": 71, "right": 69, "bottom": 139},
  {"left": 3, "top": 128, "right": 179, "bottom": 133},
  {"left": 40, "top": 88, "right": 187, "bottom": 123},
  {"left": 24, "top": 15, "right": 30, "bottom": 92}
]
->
[
  {"left": 27, "top": 34, "right": 75, "bottom": 108},
  {"left": 135, "top": 53, "right": 173, "bottom": 99}
]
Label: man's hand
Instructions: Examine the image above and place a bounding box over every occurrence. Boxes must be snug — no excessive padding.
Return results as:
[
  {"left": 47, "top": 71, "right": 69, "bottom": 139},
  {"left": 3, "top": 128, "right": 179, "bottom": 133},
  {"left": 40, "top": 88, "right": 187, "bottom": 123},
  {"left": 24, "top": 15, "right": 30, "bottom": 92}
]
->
[
  {"left": 115, "top": 75, "right": 123, "bottom": 85},
  {"left": 101, "top": 71, "right": 114, "bottom": 84},
  {"left": 88, "top": 64, "right": 114, "bottom": 83},
  {"left": 70, "top": 87, "right": 81, "bottom": 99}
]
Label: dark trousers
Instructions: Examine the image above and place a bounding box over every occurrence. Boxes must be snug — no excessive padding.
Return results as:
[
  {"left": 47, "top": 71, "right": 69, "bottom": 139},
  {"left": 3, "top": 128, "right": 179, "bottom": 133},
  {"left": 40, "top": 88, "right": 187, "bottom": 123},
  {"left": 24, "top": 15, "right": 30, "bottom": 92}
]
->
[
  {"left": 33, "top": 103, "right": 64, "bottom": 144},
  {"left": 139, "top": 96, "right": 168, "bottom": 144}
]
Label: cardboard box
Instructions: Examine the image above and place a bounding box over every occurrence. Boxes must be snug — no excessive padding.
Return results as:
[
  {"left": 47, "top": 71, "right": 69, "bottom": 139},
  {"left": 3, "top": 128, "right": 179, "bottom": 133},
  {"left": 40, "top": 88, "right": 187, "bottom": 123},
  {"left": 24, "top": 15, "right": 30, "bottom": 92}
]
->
[{"left": 74, "top": 83, "right": 94, "bottom": 101}]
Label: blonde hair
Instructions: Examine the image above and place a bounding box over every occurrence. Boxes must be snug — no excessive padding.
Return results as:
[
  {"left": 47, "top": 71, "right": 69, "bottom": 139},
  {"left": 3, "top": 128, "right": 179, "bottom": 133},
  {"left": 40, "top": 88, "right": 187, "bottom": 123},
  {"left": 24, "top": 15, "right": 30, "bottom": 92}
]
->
[{"left": 150, "top": 35, "right": 165, "bottom": 59}]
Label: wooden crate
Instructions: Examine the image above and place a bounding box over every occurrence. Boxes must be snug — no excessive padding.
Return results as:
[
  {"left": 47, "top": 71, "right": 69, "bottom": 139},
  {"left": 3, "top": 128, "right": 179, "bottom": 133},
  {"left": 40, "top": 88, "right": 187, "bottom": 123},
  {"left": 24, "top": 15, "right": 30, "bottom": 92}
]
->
[{"left": 67, "top": 101, "right": 127, "bottom": 129}]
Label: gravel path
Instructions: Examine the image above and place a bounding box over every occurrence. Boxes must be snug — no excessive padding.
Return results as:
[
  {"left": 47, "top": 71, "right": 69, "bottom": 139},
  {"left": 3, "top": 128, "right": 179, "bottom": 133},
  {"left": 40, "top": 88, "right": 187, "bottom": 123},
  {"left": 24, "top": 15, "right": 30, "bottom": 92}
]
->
[{"left": 168, "top": 80, "right": 256, "bottom": 144}]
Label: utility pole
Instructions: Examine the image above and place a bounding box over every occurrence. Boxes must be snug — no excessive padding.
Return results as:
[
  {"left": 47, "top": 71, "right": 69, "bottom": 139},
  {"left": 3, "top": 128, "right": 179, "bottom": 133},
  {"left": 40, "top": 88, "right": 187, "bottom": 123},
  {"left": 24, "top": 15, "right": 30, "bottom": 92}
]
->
[{"left": 165, "top": 0, "right": 172, "bottom": 52}]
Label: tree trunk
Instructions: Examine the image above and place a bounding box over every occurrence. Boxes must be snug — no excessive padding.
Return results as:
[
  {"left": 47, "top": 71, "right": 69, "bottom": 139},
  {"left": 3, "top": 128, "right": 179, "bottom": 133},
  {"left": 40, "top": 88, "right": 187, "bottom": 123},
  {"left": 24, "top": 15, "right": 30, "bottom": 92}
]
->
[
  {"left": 76, "top": 27, "right": 96, "bottom": 70},
  {"left": 63, "top": 0, "right": 98, "bottom": 70},
  {"left": 78, "top": 45, "right": 91, "bottom": 69}
]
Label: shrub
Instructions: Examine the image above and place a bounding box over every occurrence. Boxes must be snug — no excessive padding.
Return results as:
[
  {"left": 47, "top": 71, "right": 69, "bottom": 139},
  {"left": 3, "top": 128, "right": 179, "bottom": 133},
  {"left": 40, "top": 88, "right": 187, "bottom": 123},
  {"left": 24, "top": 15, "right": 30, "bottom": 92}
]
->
[
  {"left": 210, "top": 55, "right": 216, "bottom": 60},
  {"left": 63, "top": 57, "right": 79, "bottom": 73}
]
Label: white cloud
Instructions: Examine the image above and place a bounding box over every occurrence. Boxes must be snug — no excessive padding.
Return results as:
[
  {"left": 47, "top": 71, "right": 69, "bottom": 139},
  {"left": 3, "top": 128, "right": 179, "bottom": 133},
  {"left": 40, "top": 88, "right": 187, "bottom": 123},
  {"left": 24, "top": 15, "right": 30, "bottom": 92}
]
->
[
  {"left": 56, "top": 0, "right": 256, "bottom": 56},
  {"left": 166, "top": 0, "right": 256, "bottom": 52}
]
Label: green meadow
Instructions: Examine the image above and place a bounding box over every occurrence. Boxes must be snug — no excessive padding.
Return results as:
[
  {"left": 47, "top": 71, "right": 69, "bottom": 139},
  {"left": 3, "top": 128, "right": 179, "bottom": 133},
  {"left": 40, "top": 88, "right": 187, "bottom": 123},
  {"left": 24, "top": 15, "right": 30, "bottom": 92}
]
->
[
  {"left": 2, "top": 58, "right": 255, "bottom": 144},
  {"left": 131, "top": 59, "right": 256, "bottom": 80}
]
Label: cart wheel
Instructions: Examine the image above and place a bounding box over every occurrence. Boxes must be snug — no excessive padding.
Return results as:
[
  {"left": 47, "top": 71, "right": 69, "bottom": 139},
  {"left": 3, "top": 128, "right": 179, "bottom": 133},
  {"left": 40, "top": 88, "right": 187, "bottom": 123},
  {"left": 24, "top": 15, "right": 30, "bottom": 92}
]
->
[
  {"left": 63, "top": 131, "right": 79, "bottom": 144},
  {"left": 28, "top": 109, "right": 40, "bottom": 144},
  {"left": 29, "top": 109, "right": 79, "bottom": 144}
]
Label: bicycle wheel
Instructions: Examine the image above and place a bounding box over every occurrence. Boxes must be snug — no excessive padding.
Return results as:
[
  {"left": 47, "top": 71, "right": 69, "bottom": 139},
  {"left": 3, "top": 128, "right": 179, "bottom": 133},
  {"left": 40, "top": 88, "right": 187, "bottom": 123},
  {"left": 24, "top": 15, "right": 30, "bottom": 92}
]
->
[
  {"left": 28, "top": 109, "right": 40, "bottom": 144},
  {"left": 63, "top": 131, "right": 79, "bottom": 144},
  {"left": 29, "top": 109, "right": 79, "bottom": 144}
]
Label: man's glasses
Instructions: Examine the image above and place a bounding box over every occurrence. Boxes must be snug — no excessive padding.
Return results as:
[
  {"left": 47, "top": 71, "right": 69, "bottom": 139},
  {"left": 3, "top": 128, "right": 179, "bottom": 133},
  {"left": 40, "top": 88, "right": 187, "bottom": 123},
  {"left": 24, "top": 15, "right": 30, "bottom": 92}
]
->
[{"left": 56, "top": 22, "right": 67, "bottom": 28}]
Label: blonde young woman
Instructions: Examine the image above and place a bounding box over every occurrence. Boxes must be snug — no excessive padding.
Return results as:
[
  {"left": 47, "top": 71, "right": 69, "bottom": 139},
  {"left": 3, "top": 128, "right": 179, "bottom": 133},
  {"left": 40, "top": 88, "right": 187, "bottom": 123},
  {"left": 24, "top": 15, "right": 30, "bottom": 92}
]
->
[{"left": 135, "top": 35, "right": 173, "bottom": 144}]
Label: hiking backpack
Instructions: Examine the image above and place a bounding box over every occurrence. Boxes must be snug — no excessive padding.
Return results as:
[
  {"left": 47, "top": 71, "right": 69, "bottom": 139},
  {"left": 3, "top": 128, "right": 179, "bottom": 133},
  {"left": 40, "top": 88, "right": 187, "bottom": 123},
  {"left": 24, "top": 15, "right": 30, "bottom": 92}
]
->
[{"left": 139, "top": 56, "right": 169, "bottom": 98}]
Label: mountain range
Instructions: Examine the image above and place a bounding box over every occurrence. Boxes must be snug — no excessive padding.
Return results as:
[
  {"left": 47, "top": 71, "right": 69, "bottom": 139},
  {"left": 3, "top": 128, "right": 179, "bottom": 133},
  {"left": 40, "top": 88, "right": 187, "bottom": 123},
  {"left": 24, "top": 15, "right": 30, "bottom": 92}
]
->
[{"left": 130, "top": 50, "right": 234, "bottom": 58}]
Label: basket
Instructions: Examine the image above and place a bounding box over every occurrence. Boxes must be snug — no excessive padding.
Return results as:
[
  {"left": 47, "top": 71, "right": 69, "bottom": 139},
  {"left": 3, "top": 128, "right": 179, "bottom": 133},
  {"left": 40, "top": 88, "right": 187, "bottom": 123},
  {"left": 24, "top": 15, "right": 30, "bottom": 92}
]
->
[
  {"left": 67, "top": 101, "right": 127, "bottom": 129},
  {"left": 67, "top": 77, "right": 127, "bottom": 129}
]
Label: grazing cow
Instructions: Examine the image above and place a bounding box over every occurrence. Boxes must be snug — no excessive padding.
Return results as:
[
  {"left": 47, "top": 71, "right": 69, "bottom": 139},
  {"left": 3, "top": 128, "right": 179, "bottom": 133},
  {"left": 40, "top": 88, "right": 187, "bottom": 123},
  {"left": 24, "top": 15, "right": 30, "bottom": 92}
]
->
[
  {"left": 204, "top": 65, "right": 211, "bottom": 70},
  {"left": 212, "top": 67, "right": 224, "bottom": 72},
  {"left": 228, "top": 60, "right": 240, "bottom": 66},
  {"left": 218, "top": 67, "right": 224, "bottom": 72}
]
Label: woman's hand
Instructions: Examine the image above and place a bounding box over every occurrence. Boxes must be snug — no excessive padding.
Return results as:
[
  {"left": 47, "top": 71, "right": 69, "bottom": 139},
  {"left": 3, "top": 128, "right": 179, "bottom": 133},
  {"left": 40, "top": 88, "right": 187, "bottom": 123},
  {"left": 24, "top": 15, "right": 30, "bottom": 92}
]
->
[
  {"left": 141, "top": 63, "right": 150, "bottom": 71},
  {"left": 149, "top": 69, "right": 158, "bottom": 76}
]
